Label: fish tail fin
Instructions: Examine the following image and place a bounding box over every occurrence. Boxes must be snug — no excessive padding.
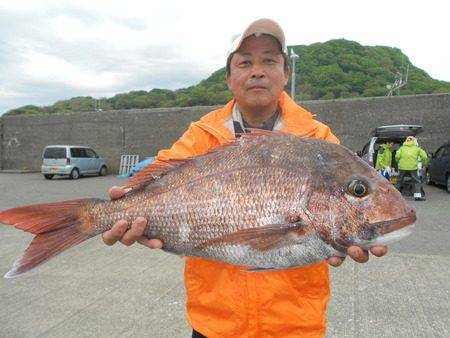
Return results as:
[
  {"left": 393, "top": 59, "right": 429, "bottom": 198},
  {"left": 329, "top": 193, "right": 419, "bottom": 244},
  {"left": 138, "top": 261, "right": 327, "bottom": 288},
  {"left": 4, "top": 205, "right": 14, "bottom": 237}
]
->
[{"left": 0, "top": 198, "right": 103, "bottom": 278}]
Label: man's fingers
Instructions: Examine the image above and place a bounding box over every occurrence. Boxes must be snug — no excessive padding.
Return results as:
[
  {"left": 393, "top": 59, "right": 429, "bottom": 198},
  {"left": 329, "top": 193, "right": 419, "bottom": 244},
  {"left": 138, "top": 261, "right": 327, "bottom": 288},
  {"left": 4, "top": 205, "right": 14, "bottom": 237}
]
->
[
  {"left": 329, "top": 245, "right": 389, "bottom": 267},
  {"left": 370, "top": 245, "right": 388, "bottom": 257},
  {"left": 120, "top": 217, "right": 147, "bottom": 246},
  {"left": 108, "top": 186, "right": 131, "bottom": 200},
  {"left": 327, "top": 256, "right": 345, "bottom": 267},
  {"left": 102, "top": 220, "right": 128, "bottom": 246},
  {"left": 137, "top": 237, "right": 164, "bottom": 249},
  {"left": 101, "top": 217, "right": 162, "bottom": 249},
  {"left": 347, "top": 246, "right": 369, "bottom": 263}
]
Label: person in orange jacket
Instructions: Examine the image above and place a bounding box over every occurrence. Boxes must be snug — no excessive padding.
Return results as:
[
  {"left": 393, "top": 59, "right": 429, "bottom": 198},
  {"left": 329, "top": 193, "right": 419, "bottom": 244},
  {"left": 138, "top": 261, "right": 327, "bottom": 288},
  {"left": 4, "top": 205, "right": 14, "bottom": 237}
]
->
[{"left": 102, "top": 19, "right": 388, "bottom": 338}]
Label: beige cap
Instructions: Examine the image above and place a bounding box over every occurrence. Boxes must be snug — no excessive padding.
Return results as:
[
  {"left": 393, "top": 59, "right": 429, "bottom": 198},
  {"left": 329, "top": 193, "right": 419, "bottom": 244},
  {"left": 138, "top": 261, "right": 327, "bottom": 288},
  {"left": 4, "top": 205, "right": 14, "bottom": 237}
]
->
[{"left": 228, "top": 18, "right": 287, "bottom": 56}]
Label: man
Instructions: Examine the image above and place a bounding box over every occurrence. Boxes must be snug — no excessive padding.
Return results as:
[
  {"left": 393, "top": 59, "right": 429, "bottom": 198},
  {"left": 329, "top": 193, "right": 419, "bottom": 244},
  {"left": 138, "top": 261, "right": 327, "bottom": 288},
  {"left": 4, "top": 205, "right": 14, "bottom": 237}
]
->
[
  {"left": 375, "top": 141, "right": 394, "bottom": 179},
  {"left": 103, "top": 19, "right": 388, "bottom": 337},
  {"left": 396, "top": 136, "right": 428, "bottom": 201}
]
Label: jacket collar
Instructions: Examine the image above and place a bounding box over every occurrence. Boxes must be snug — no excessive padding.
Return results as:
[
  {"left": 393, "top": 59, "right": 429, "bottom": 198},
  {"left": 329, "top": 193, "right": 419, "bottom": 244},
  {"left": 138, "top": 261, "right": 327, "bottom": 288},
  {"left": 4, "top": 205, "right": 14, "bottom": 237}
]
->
[{"left": 194, "top": 91, "right": 318, "bottom": 142}]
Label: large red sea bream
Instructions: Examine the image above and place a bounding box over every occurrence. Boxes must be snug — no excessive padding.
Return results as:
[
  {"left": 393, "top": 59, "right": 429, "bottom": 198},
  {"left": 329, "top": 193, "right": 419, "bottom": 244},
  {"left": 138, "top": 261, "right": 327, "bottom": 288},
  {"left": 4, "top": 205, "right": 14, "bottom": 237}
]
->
[{"left": 0, "top": 131, "right": 415, "bottom": 277}]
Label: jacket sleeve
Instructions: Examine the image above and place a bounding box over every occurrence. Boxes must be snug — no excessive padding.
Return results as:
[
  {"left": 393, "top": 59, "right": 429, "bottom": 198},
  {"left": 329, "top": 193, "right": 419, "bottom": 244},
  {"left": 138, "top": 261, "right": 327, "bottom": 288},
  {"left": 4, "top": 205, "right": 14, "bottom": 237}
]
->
[
  {"left": 155, "top": 123, "right": 217, "bottom": 162},
  {"left": 419, "top": 148, "right": 428, "bottom": 166},
  {"left": 314, "top": 121, "right": 340, "bottom": 144},
  {"left": 395, "top": 148, "right": 402, "bottom": 162}
]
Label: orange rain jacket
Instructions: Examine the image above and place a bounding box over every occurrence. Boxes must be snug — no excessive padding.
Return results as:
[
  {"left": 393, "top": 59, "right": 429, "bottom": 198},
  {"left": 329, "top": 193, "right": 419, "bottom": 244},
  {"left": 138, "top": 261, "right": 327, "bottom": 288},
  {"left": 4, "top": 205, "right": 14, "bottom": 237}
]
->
[{"left": 155, "top": 92, "right": 339, "bottom": 338}]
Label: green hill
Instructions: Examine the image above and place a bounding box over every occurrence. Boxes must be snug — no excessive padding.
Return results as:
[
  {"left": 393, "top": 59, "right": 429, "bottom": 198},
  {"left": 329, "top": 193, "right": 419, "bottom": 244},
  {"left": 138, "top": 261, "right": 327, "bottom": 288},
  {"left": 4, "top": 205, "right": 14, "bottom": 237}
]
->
[{"left": 5, "top": 39, "right": 450, "bottom": 116}]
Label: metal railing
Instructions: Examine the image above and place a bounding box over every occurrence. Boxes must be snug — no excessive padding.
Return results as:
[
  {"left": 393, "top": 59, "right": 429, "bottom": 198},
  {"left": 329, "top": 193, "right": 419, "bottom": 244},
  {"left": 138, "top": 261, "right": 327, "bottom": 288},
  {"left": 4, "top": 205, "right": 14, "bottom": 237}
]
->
[{"left": 119, "top": 154, "right": 139, "bottom": 175}]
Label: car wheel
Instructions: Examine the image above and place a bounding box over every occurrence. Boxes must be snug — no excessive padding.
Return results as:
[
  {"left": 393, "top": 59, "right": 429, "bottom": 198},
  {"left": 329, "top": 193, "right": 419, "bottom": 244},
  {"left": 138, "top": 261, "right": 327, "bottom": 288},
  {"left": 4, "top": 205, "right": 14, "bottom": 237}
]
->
[
  {"left": 447, "top": 175, "right": 450, "bottom": 194},
  {"left": 425, "top": 170, "right": 433, "bottom": 185},
  {"left": 99, "top": 166, "right": 107, "bottom": 176},
  {"left": 44, "top": 174, "right": 54, "bottom": 180},
  {"left": 70, "top": 168, "right": 80, "bottom": 180}
]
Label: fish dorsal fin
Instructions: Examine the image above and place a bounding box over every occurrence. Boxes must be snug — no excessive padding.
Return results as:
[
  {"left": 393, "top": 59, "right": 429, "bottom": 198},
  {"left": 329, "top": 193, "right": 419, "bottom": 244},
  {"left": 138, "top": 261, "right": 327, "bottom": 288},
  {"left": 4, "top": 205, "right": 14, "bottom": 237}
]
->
[
  {"left": 125, "top": 129, "right": 288, "bottom": 189},
  {"left": 124, "top": 161, "right": 178, "bottom": 189},
  {"left": 125, "top": 154, "right": 225, "bottom": 189},
  {"left": 210, "top": 128, "right": 289, "bottom": 153}
]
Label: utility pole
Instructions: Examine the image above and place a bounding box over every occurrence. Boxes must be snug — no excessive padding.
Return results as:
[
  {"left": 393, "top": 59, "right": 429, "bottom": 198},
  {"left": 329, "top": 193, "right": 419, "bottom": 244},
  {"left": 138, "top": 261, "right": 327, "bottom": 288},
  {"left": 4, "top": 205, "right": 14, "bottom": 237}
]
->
[{"left": 290, "top": 48, "right": 299, "bottom": 100}]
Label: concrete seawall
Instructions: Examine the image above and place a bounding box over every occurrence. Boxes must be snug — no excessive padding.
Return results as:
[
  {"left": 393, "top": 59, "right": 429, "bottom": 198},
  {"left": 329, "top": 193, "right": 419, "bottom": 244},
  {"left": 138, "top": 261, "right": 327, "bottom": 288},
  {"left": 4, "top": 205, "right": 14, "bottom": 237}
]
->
[{"left": 1, "top": 93, "right": 449, "bottom": 172}]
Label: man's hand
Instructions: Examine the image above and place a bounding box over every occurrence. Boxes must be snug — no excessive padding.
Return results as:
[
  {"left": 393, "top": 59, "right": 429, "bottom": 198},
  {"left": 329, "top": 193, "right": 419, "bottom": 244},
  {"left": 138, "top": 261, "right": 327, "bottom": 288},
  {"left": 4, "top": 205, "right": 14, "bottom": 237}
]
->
[
  {"left": 327, "top": 245, "right": 388, "bottom": 267},
  {"left": 101, "top": 186, "right": 163, "bottom": 249}
]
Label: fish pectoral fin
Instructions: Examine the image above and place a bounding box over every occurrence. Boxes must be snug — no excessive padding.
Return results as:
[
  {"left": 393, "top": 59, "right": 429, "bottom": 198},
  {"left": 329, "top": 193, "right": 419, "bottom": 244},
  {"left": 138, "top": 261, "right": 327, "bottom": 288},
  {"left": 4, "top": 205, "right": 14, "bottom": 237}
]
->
[{"left": 195, "top": 220, "right": 306, "bottom": 251}]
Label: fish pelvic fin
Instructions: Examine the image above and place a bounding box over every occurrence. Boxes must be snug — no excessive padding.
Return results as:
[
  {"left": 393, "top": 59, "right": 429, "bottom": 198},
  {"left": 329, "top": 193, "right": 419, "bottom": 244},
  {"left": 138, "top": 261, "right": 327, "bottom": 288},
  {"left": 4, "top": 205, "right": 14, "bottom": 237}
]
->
[{"left": 0, "top": 198, "right": 102, "bottom": 278}]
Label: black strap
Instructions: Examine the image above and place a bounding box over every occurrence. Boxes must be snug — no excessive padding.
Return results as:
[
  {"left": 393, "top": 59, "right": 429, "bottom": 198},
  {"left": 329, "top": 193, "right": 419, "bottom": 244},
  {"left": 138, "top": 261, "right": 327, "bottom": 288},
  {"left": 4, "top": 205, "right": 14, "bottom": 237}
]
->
[
  {"left": 192, "top": 329, "right": 207, "bottom": 338},
  {"left": 233, "top": 120, "right": 246, "bottom": 136},
  {"left": 233, "top": 108, "right": 280, "bottom": 137}
]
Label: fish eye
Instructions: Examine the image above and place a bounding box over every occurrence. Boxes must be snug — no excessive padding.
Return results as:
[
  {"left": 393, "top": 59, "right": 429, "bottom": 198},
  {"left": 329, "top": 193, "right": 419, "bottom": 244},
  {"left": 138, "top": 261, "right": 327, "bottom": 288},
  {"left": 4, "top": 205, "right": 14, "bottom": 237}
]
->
[{"left": 347, "top": 180, "right": 369, "bottom": 198}]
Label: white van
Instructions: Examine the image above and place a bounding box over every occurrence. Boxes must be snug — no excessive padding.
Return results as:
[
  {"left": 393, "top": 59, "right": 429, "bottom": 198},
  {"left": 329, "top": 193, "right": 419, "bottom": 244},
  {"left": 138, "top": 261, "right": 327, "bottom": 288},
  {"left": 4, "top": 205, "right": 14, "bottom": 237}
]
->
[{"left": 41, "top": 145, "right": 108, "bottom": 179}]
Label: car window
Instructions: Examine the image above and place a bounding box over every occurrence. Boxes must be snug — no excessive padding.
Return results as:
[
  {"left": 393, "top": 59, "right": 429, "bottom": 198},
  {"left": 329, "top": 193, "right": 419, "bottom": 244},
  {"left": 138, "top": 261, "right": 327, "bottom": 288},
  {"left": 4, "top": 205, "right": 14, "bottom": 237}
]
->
[
  {"left": 443, "top": 146, "right": 450, "bottom": 157},
  {"left": 435, "top": 147, "right": 445, "bottom": 158},
  {"left": 85, "top": 148, "right": 97, "bottom": 158},
  {"left": 43, "top": 147, "right": 66, "bottom": 159},
  {"left": 70, "top": 148, "right": 80, "bottom": 158},
  {"left": 71, "top": 148, "right": 88, "bottom": 158}
]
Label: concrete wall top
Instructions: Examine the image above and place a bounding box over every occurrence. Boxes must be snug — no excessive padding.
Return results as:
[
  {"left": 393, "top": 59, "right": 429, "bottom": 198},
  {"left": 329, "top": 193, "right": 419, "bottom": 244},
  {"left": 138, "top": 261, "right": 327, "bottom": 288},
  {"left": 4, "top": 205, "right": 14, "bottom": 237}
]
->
[{"left": 1, "top": 94, "right": 449, "bottom": 172}]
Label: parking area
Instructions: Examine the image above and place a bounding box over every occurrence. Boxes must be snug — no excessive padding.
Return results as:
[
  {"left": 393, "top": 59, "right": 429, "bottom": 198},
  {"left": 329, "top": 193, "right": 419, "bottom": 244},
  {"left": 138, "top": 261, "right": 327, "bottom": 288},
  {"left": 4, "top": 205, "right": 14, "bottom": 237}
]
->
[{"left": 0, "top": 173, "right": 449, "bottom": 337}]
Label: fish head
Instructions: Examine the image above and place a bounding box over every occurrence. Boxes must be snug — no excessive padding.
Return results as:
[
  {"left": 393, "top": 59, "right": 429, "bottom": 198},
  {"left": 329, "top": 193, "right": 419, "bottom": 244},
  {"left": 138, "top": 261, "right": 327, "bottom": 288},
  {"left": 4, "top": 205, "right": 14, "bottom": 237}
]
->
[{"left": 311, "top": 142, "right": 416, "bottom": 249}]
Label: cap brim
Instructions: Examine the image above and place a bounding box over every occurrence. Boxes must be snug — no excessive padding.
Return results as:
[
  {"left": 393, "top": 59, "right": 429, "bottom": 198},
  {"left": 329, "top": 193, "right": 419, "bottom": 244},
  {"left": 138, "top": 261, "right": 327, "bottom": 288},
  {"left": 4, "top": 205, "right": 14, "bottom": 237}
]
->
[{"left": 228, "top": 18, "right": 287, "bottom": 56}]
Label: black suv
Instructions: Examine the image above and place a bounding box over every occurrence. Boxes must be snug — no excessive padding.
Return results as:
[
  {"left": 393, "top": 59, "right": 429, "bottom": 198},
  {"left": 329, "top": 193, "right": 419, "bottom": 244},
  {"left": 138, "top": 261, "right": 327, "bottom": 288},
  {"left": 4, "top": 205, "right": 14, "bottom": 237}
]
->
[{"left": 425, "top": 142, "right": 450, "bottom": 193}]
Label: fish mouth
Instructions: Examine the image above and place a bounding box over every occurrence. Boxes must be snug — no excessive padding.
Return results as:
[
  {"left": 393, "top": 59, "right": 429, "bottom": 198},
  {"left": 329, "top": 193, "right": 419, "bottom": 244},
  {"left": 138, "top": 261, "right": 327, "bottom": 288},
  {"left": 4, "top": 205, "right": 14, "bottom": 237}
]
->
[
  {"left": 370, "top": 212, "right": 416, "bottom": 235},
  {"left": 355, "top": 211, "right": 416, "bottom": 250},
  {"left": 360, "top": 224, "right": 415, "bottom": 249}
]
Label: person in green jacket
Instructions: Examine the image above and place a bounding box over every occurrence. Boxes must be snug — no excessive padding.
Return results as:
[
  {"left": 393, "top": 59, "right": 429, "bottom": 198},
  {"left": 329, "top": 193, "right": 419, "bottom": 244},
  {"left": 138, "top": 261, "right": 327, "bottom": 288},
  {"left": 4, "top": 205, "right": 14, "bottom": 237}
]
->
[
  {"left": 395, "top": 136, "right": 428, "bottom": 201},
  {"left": 375, "top": 142, "right": 394, "bottom": 179}
]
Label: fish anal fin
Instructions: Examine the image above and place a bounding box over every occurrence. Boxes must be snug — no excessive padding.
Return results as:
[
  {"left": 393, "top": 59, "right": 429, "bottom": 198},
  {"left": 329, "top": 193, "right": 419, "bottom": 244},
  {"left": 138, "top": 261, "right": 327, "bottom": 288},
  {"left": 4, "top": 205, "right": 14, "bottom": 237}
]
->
[
  {"left": 244, "top": 266, "right": 300, "bottom": 272},
  {"left": 244, "top": 267, "right": 281, "bottom": 272}
]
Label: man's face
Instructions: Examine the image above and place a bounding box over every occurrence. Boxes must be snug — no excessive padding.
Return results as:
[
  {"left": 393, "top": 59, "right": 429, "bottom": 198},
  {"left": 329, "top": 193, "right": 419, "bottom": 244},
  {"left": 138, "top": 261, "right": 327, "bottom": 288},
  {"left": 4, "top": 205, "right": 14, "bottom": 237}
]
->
[{"left": 226, "top": 34, "right": 289, "bottom": 112}]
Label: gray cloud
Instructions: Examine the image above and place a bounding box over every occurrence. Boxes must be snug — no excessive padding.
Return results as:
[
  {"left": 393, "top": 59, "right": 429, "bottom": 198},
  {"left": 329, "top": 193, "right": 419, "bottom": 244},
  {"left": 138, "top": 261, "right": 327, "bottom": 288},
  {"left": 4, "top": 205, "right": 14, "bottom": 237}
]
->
[{"left": 0, "top": 5, "right": 215, "bottom": 114}]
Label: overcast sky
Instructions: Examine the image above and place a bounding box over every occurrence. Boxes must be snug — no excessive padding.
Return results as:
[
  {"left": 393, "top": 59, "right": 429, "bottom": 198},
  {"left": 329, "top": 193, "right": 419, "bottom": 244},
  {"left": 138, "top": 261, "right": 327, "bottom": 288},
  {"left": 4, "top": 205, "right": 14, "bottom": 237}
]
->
[{"left": 1, "top": 0, "right": 449, "bottom": 114}]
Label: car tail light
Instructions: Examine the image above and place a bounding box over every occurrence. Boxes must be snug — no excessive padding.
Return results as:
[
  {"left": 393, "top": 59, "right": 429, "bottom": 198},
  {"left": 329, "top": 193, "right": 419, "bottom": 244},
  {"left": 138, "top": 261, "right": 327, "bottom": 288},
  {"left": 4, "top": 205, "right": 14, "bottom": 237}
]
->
[{"left": 66, "top": 158, "right": 71, "bottom": 165}]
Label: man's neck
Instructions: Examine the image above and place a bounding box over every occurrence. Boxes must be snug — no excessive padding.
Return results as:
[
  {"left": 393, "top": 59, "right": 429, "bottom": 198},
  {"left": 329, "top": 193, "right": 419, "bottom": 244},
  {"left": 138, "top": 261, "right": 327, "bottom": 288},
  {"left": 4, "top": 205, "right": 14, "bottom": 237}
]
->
[{"left": 238, "top": 104, "right": 278, "bottom": 126}]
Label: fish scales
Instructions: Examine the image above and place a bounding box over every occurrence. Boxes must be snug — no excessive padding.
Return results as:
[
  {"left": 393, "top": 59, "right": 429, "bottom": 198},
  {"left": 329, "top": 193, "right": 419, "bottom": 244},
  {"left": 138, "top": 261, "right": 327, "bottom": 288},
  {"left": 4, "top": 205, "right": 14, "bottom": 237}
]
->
[
  {"left": 85, "top": 134, "right": 409, "bottom": 267},
  {"left": 0, "top": 131, "right": 416, "bottom": 277},
  {"left": 91, "top": 140, "right": 309, "bottom": 259}
]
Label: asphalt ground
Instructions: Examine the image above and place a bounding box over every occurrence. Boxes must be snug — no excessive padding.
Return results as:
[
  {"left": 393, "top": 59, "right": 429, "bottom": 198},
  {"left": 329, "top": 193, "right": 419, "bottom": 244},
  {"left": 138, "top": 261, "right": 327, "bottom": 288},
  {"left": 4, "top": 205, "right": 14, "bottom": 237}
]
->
[{"left": 0, "top": 173, "right": 448, "bottom": 337}]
